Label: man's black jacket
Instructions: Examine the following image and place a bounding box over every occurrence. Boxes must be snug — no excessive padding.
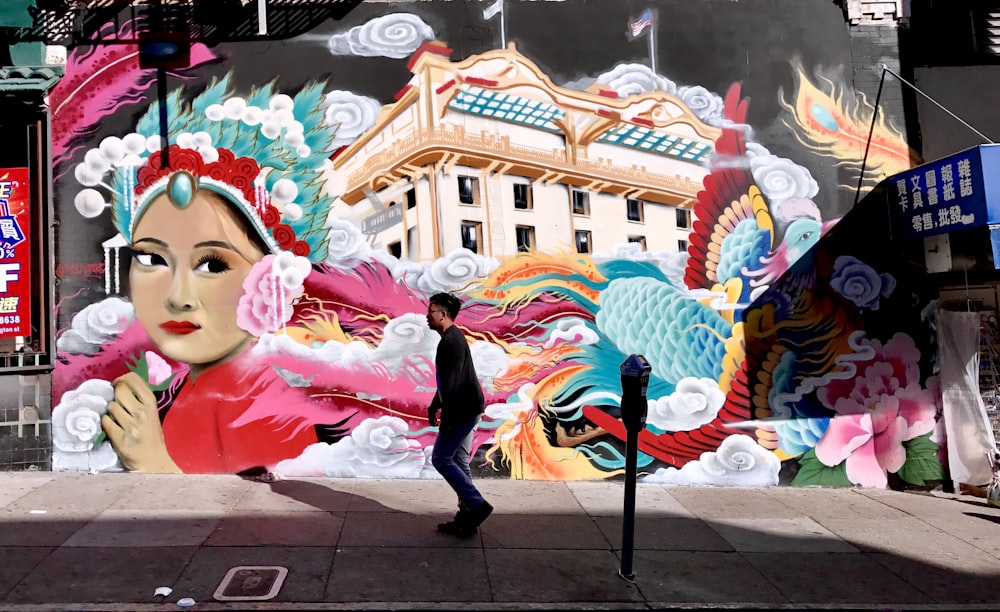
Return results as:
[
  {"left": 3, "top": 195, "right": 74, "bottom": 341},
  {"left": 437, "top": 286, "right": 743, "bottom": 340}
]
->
[{"left": 429, "top": 325, "right": 485, "bottom": 429}]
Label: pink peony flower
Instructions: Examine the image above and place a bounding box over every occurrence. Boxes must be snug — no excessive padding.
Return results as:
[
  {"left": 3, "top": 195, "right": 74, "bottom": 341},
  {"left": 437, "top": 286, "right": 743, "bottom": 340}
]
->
[
  {"left": 815, "top": 332, "right": 940, "bottom": 488},
  {"left": 144, "top": 351, "right": 172, "bottom": 386}
]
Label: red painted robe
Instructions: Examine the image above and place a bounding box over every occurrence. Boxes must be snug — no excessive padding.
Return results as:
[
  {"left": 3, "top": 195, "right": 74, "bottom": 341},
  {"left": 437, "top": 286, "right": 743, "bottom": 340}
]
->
[{"left": 161, "top": 355, "right": 318, "bottom": 474}]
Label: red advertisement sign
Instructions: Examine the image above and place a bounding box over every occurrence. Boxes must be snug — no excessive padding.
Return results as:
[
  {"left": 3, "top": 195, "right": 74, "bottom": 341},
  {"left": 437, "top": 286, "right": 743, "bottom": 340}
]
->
[{"left": 0, "top": 168, "right": 31, "bottom": 338}]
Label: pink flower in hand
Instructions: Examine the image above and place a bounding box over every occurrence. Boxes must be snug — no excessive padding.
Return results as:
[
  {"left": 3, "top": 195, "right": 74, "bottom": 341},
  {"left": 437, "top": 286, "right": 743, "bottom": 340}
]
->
[{"left": 144, "top": 351, "right": 172, "bottom": 386}]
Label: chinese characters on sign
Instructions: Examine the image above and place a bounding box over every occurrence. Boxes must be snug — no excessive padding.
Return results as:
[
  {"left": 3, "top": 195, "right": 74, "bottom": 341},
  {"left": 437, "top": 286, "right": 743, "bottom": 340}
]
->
[
  {"left": 0, "top": 169, "right": 31, "bottom": 338},
  {"left": 888, "top": 150, "right": 984, "bottom": 241}
]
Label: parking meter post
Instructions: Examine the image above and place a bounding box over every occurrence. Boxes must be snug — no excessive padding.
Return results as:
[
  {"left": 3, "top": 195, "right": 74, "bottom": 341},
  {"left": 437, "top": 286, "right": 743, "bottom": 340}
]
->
[
  {"left": 617, "top": 354, "right": 650, "bottom": 583},
  {"left": 620, "top": 423, "right": 639, "bottom": 581}
]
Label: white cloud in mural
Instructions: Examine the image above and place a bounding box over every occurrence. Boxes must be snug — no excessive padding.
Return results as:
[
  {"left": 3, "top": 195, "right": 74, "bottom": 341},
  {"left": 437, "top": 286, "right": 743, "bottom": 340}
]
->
[
  {"left": 392, "top": 248, "right": 500, "bottom": 296},
  {"left": 253, "top": 313, "right": 509, "bottom": 389},
  {"left": 470, "top": 341, "right": 509, "bottom": 392},
  {"left": 324, "top": 216, "right": 375, "bottom": 270},
  {"left": 750, "top": 153, "right": 819, "bottom": 204},
  {"left": 253, "top": 313, "right": 436, "bottom": 375},
  {"left": 326, "top": 13, "right": 435, "bottom": 59},
  {"left": 544, "top": 317, "right": 600, "bottom": 348},
  {"left": 273, "top": 416, "right": 436, "bottom": 478},
  {"left": 646, "top": 377, "right": 725, "bottom": 432},
  {"left": 370, "top": 313, "right": 442, "bottom": 366},
  {"left": 56, "top": 297, "right": 135, "bottom": 355},
  {"left": 642, "top": 435, "right": 780, "bottom": 487},
  {"left": 322, "top": 90, "right": 383, "bottom": 149},
  {"left": 676, "top": 85, "right": 725, "bottom": 126},
  {"left": 592, "top": 63, "right": 678, "bottom": 96},
  {"left": 485, "top": 383, "right": 535, "bottom": 422}
]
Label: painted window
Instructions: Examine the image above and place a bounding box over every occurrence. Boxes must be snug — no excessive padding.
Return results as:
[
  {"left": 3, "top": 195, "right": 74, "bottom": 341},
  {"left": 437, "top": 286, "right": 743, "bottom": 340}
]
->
[
  {"left": 388, "top": 241, "right": 402, "bottom": 258},
  {"left": 513, "top": 183, "right": 533, "bottom": 210},
  {"left": 458, "top": 176, "right": 479, "bottom": 205},
  {"left": 575, "top": 230, "right": 592, "bottom": 254},
  {"left": 626, "top": 198, "right": 644, "bottom": 222},
  {"left": 678, "top": 238, "right": 688, "bottom": 252},
  {"left": 572, "top": 190, "right": 590, "bottom": 216},
  {"left": 515, "top": 225, "right": 535, "bottom": 252},
  {"left": 628, "top": 235, "right": 646, "bottom": 250},
  {"left": 461, "top": 221, "right": 483, "bottom": 253},
  {"left": 676, "top": 207, "right": 691, "bottom": 229},
  {"left": 405, "top": 188, "right": 416, "bottom": 209}
]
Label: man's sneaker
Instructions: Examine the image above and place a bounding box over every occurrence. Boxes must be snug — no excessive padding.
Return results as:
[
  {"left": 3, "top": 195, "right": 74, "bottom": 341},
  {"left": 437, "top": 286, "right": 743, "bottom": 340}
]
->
[
  {"left": 436, "top": 511, "right": 468, "bottom": 534},
  {"left": 462, "top": 501, "right": 494, "bottom": 532}
]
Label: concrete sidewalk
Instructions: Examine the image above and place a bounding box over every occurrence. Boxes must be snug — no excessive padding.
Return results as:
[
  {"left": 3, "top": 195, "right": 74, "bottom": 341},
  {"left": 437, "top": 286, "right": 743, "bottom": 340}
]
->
[{"left": 0, "top": 472, "right": 998, "bottom": 611}]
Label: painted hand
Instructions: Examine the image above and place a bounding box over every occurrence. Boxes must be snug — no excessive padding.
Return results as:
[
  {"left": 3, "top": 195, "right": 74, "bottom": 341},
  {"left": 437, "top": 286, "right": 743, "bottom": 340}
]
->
[{"left": 101, "top": 372, "right": 181, "bottom": 473}]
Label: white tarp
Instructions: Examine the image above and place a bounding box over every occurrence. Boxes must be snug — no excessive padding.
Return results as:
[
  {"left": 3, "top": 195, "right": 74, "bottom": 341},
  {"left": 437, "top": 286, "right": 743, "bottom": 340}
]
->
[{"left": 938, "top": 309, "right": 999, "bottom": 488}]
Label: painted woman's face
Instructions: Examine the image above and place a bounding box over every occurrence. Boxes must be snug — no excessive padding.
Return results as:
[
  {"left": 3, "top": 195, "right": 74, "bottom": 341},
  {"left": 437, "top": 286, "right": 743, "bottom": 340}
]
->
[{"left": 129, "top": 190, "right": 265, "bottom": 376}]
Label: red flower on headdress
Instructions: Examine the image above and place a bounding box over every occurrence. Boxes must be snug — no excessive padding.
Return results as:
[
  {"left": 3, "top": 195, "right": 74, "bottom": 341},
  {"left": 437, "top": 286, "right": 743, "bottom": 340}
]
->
[
  {"left": 133, "top": 144, "right": 260, "bottom": 206},
  {"left": 292, "top": 240, "right": 311, "bottom": 257},
  {"left": 261, "top": 205, "right": 281, "bottom": 228},
  {"left": 272, "top": 224, "right": 297, "bottom": 250}
]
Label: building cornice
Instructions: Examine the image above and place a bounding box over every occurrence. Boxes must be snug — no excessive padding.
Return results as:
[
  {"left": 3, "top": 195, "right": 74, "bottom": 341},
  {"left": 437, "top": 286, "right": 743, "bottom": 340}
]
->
[
  {"left": 0, "top": 65, "right": 64, "bottom": 93},
  {"left": 840, "top": 0, "right": 909, "bottom": 26}
]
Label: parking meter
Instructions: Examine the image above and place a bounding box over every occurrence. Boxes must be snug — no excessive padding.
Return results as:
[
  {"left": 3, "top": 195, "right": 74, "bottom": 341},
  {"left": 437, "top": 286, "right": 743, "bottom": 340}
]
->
[
  {"left": 618, "top": 353, "right": 650, "bottom": 583},
  {"left": 620, "top": 354, "right": 650, "bottom": 433}
]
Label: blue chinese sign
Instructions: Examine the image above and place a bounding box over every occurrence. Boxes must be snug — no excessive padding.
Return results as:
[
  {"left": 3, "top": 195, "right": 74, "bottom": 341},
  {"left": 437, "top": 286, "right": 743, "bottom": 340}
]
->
[{"left": 887, "top": 144, "right": 1000, "bottom": 241}]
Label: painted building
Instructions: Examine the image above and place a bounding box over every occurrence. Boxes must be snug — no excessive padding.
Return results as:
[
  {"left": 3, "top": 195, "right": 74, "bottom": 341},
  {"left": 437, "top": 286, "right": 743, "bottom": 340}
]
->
[{"left": 329, "top": 43, "right": 712, "bottom": 260}]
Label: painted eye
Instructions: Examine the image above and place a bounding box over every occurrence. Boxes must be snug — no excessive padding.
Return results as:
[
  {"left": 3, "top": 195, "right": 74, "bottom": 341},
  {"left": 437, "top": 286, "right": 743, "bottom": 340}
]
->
[
  {"left": 798, "top": 232, "right": 813, "bottom": 242},
  {"left": 195, "top": 255, "right": 231, "bottom": 274},
  {"left": 132, "top": 251, "right": 165, "bottom": 267}
]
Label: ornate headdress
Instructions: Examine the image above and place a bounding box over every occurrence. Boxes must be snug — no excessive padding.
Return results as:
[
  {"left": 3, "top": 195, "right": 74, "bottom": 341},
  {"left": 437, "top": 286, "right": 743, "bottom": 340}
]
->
[{"left": 73, "top": 73, "right": 336, "bottom": 261}]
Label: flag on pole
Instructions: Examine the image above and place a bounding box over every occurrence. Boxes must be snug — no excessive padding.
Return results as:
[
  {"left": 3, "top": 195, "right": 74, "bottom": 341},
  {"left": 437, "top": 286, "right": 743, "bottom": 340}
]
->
[
  {"left": 483, "top": 0, "right": 503, "bottom": 21},
  {"left": 629, "top": 9, "right": 654, "bottom": 38}
]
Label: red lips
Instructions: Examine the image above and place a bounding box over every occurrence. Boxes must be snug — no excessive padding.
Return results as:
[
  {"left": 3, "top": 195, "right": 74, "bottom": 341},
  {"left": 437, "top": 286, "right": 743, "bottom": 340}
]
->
[{"left": 159, "top": 320, "right": 200, "bottom": 335}]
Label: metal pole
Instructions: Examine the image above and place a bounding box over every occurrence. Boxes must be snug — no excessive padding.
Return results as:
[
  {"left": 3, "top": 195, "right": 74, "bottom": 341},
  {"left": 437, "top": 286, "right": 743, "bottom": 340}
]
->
[
  {"left": 619, "top": 425, "right": 638, "bottom": 582},
  {"left": 499, "top": 0, "right": 506, "bottom": 48},
  {"left": 157, "top": 67, "right": 170, "bottom": 167},
  {"left": 648, "top": 20, "right": 656, "bottom": 75}
]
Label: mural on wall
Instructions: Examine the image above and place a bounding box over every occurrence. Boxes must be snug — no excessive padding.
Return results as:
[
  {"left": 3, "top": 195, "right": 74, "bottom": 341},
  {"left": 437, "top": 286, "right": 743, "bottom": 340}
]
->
[{"left": 49, "top": 1, "right": 944, "bottom": 487}]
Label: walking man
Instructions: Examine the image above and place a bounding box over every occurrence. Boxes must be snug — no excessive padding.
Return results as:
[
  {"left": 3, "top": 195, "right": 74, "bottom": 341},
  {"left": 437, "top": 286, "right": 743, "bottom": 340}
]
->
[{"left": 426, "top": 292, "right": 493, "bottom": 536}]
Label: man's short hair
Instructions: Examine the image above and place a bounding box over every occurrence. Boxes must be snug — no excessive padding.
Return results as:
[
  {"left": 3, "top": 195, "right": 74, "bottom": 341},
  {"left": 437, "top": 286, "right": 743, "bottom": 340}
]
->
[{"left": 429, "top": 292, "right": 461, "bottom": 320}]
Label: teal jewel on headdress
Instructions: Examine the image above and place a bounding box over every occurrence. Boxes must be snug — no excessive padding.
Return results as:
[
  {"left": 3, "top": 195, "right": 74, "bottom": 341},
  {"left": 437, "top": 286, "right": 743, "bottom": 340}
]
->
[{"left": 167, "top": 171, "right": 196, "bottom": 208}]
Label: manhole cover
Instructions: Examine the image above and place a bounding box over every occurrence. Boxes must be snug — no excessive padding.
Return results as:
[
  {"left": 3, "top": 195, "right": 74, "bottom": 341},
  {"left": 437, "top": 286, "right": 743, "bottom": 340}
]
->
[{"left": 213, "top": 566, "right": 288, "bottom": 601}]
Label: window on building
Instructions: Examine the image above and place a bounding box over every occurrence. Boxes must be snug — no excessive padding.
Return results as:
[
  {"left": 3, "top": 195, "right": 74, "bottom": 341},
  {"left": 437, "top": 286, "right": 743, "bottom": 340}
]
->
[
  {"left": 513, "top": 183, "right": 533, "bottom": 210},
  {"left": 388, "top": 241, "right": 402, "bottom": 258},
  {"left": 405, "top": 188, "right": 417, "bottom": 209},
  {"left": 515, "top": 225, "right": 535, "bottom": 252},
  {"left": 575, "top": 230, "right": 592, "bottom": 254},
  {"left": 678, "top": 239, "right": 688, "bottom": 252},
  {"left": 571, "top": 190, "right": 590, "bottom": 216},
  {"left": 628, "top": 235, "right": 646, "bottom": 250},
  {"left": 461, "top": 221, "right": 483, "bottom": 253},
  {"left": 676, "top": 207, "right": 691, "bottom": 229},
  {"left": 626, "top": 198, "right": 644, "bottom": 223},
  {"left": 458, "top": 176, "right": 479, "bottom": 205}
]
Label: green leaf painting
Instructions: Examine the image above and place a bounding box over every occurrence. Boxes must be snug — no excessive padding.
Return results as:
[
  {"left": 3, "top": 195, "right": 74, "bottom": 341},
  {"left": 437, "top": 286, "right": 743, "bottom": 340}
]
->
[{"left": 792, "top": 448, "right": 852, "bottom": 487}]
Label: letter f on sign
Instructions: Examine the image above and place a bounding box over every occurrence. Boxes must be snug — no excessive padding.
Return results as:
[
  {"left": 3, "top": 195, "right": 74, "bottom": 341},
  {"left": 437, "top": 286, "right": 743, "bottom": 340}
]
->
[{"left": 0, "top": 264, "right": 20, "bottom": 292}]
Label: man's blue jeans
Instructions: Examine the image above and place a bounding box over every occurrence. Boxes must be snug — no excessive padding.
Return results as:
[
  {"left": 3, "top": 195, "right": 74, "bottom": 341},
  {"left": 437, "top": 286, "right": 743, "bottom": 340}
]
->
[{"left": 431, "top": 414, "right": 487, "bottom": 512}]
